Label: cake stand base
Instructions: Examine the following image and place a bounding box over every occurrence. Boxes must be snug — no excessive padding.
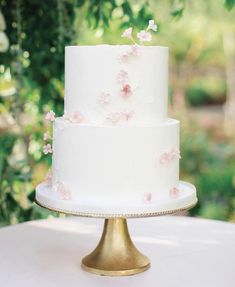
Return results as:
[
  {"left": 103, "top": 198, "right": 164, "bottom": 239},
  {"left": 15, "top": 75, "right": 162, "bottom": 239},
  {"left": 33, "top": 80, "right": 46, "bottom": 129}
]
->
[
  {"left": 35, "top": 181, "right": 197, "bottom": 276},
  {"left": 81, "top": 218, "right": 150, "bottom": 276}
]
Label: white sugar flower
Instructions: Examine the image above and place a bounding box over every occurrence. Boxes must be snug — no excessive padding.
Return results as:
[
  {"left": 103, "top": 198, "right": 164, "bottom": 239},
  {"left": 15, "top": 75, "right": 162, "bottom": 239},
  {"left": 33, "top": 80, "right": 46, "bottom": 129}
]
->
[
  {"left": 121, "top": 27, "right": 133, "bottom": 39},
  {"left": 147, "top": 19, "right": 157, "bottom": 32},
  {"left": 137, "top": 30, "right": 152, "bottom": 42},
  {"left": 0, "top": 31, "right": 9, "bottom": 52}
]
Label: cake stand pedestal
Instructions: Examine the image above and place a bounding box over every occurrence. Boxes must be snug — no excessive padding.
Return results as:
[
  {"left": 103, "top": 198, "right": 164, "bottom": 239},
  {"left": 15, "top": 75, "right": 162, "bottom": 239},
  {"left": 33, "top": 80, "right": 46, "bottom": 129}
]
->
[
  {"left": 81, "top": 218, "right": 150, "bottom": 276},
  {"left": 35, "top": 192, "right": 196, "bottom": 276}
]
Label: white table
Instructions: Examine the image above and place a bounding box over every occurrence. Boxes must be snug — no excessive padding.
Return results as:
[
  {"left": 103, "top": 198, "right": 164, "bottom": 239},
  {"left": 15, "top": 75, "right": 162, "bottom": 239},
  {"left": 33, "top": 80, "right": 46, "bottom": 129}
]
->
[{"left": 0, "top": 216, "right": 234, "bottom": 287}]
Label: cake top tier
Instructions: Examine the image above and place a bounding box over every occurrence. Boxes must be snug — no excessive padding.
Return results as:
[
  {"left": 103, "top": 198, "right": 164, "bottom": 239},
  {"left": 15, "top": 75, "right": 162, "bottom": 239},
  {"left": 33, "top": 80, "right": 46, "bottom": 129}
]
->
[{"left": 64, "top": 45, "right": 168, "bottom": 125}]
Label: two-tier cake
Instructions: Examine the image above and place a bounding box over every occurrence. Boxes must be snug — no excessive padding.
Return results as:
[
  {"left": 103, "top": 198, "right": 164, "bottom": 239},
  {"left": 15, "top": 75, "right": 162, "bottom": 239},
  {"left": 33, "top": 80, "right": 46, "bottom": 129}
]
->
[{"left": 36, "top": 24, "right": 197, "bottom": 216}]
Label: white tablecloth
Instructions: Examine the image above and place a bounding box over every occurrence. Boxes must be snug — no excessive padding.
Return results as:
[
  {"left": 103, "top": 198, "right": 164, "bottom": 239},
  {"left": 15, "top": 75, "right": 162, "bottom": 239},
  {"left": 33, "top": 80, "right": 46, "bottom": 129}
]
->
[{"left": 0, "top": 216, "right": 234, "bottom": 287}]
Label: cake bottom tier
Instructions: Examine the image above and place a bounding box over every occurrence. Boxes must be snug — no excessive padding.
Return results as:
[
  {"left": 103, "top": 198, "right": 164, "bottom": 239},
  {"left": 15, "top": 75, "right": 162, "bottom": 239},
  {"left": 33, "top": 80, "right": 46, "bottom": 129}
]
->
[
  {"left": 51, "top": 118, "right": 181, "bottom": 206},
  {"left": 35, "top": 181, "right": 197, "bottom": 216}
]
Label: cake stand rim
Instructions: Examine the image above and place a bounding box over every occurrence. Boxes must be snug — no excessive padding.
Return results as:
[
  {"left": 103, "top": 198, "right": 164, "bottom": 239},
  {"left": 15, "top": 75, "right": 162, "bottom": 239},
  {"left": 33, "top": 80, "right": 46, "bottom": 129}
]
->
[
  {"left": 35, "top": 181, "right": 198, "bottom": 219},
  {"left": 35, "top": 198, "right": 197, "bottom": 218}
]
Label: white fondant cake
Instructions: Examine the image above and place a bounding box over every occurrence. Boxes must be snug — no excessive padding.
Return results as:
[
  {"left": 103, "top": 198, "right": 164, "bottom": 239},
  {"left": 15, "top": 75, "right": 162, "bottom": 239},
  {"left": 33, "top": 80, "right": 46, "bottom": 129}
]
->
[
  {"left": 52, "top": 118, "right": 179, "bottom": 203},
  {"left": 36, "top": 43, "right": 197, "bottom": 215},
  {"left": 65, "top": 46, "right": 168, "bottom": 125}
]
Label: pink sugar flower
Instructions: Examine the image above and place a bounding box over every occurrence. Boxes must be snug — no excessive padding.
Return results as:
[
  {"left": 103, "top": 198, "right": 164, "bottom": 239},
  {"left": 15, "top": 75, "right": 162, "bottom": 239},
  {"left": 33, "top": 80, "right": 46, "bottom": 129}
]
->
[
  {"left": 169, "top": 187, "right": 180, "bottom": 199},
  {"left": 120, "top": 53, "right": 129, "bottom": 62},
  {"left": 137, "top": 30, "right": 152, "bottom": 42},
  {"left": 44, "top": 170, "right": 52, "bottom": 186},
  {"left": 159, "top": 148, "right": 181, "bottom": 165},
  {"left": 54, "top": 182, "right": 71, "bottom": 200},
  {"left": 99, "top": 92, "right": 111, "bottom": 105},
  {"left": 117, "top": 70, "right": 129, "bottom": 84},
  {"left": 106, "top": 112, "right": 121, "bottom": 124},
  {"left": 63, "top": 111, "right": 83, "bottom": 123},
  {"left": 144, "top": 192, "right": 152, "bottom": 203},
  {"left": 159, "top": 152, "right": 171, "bottom": 165},
  {"left": 130, "top": 44, "right": 140, "bottom": 56},
  {"left": 43, "top": 143, "right": 53, "bottom": 155},
  {"left": 121, "top": 27, "right": 133, "bottom": 39},
  {"left": 168, "top": 151, "right": 175, "bottom": 161},
  {"left": 147, "top": 19, "right": 157, "bottom": 32},
  {"left": 119, "top": 45, "right": 140, "bottom": 62},
  {"left": 43, "top": 131, "right": 51, "bottom": 141},
  {"left": 120, "top": 84, "right": 132, "bottom": 99},
  {"left": 45, "top": 110, "right": 55, "bottom": 122},
  {"left": 121, "top": 109, "right": 135, "bottom": 122}
]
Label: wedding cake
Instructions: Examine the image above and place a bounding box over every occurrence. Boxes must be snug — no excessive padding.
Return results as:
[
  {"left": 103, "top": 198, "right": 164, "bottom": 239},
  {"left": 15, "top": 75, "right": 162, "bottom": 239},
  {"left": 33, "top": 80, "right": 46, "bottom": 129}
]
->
[{"left": 36, "top": 21, "right": 197, "bottom": 216}]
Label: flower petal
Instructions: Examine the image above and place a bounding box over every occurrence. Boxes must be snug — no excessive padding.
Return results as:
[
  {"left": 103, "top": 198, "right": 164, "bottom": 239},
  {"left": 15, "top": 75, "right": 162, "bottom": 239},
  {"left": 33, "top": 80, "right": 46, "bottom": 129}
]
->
[{"left": 121, "top": 27, "right": 133, "bottom": 39}]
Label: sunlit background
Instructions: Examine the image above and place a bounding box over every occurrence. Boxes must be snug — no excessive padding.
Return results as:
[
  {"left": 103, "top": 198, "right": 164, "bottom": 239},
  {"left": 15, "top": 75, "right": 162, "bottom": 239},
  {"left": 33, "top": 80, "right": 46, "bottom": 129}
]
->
[{"left": 0, "top": 0, "right": 235, "bottom": 226}]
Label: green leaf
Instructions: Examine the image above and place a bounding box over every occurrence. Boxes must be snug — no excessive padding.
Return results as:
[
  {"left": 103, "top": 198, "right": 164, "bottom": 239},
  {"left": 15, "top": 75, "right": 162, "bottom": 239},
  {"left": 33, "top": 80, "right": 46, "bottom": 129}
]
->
[
  {"left": 76, "top": 0, "right": 86, "bottom": 8},
  {"left": 225, "top": 0, "right": 235, "bottom": 10},
  {"left": 28, "top": 190, "right": 36, "bottom": 202},
  {"left": 171, "top": 7, "right": 184, "bottom": 18},
  {"left": 121, "top": 1, "right": 133, "bottom": 19},
  {"left": 171, "top": 0, "right": 185, "bottom": 18}
]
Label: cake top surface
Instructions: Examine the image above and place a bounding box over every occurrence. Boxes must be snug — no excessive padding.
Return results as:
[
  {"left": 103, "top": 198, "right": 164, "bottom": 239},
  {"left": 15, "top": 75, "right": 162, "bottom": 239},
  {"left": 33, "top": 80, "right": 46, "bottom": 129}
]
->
[{"left": 66, "top": 45, "right": 168, "bottom": 49}]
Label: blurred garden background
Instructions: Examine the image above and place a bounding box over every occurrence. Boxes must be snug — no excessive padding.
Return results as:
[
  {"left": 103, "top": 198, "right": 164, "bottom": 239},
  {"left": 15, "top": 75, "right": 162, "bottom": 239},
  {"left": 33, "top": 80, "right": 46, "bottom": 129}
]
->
[{"left": 0, "top": 0, "right": 235, "bottom": 226}]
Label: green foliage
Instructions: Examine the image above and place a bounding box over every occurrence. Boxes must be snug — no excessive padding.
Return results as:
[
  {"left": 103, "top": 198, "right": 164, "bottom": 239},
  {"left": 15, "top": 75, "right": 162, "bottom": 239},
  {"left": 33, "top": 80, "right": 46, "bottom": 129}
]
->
[
  {"left": 186, "top": 85, "right": 211, "bottom": 106},
  {"left": 225, "top": 0, "right": 235, "bottom": 10},
  {"left": 199, "top": 203, "right": 228, "bottom": 220},
  {"left": 181, "top": 127, "right": 235, "bottom": 220},
  {"left": 170, "top": 0, "right": 185, "bottom": 18},
  {"left": 169, "top": 0, "right": 235, "bottom": 16},
  {"left": 186, "top": 77, "right": 226, "bottom": 106},
  {"left": 194, "top": 165, "right": 235, "bottom": 221},
  {"left": 78, "top": 0, "right": 153, "bottom": 30},
  {"left": 86, "top": 0, "right": 116, "bottom": 28},
  {"left": 0, "top": 131, "right": 47, "bottom": 225}
]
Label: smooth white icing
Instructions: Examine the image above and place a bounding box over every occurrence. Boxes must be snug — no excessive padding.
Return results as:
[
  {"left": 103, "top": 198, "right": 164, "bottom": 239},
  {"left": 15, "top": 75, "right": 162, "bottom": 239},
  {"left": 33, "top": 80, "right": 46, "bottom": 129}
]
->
[
  {"left": 36, "top": 44, "right": 197, "bottom": 214},
  {"left": 65, "top": 45, "right": 168, "bottom": 125},
  {"left": 36, "top": 181, "right": 197, "bottom": 215},
  {"left": 52, "top": 118, "right": 179, "bottom": 203}
]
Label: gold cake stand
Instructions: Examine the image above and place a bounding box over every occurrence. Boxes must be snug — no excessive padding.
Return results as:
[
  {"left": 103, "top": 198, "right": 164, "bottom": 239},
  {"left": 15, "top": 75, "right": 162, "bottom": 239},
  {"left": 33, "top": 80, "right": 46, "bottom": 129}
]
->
[{"left": 35, "top": 199, "right": 196, "bottom": 276}]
